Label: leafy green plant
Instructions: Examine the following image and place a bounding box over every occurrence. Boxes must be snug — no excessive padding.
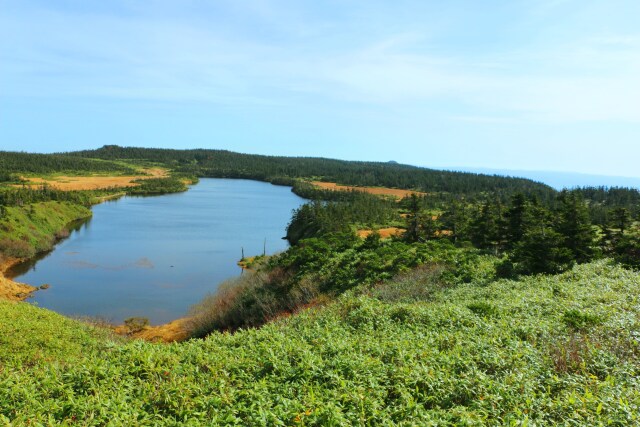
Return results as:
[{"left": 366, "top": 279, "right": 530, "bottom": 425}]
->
[
  {"left": 563, "top": 309, "right": 603, "bottom": 331},
  {"left": 1, "top": 261, "right": 639, "bottom": 425}
]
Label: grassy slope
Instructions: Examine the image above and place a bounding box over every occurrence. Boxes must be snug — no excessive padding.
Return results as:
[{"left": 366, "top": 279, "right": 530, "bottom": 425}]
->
[
  {"left": 1, "top": 260, "right": 638, "bottom": 425},
  {"left": 0, "top": 202, "right": 92, "bottom": 258}
]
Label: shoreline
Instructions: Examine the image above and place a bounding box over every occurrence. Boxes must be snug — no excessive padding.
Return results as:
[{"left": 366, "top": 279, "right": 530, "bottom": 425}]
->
[
  {"left": 0, "top": 257, "right": 38, "bottom": 301},
  {"left": 1, "top": 177, "right": 294, "bottom": 343}
]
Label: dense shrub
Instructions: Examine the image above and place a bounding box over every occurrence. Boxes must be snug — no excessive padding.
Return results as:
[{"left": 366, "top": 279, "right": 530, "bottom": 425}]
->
[
  {"left": 0, "top": 238, "right": 35, "bottom": 258},
  {"left": 2, "top": 261, "right": 639, "bottom": 425}
]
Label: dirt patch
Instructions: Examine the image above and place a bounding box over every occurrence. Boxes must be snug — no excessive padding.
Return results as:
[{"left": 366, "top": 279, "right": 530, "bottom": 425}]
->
[
  {"left": 357, "top": 227, "right": 405, "bottom": 239},
  {"left": 310, "top": 181, "right": 425, "bottom": 199},
  {"left": 0, "top": 257, "right": 37, "bottom": 301},
  {"left": 114, "top": 317, "right": 191, "bottom": 343},
  {"left": 18, "top": 167, "right": 168, "bottom": 191}
]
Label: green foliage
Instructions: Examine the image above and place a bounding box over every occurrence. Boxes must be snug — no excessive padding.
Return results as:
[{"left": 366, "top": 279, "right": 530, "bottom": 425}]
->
[
  {"left": 574, "top": 186, "right": 640, "bottom": 223},
  {"left": 190, "top": 236, "right": 491, "bottom": 334},
  {"left": 555, "top": 190, "right": 596, "bottom": 263},
  {"left": 68, "top": 145, "right": 556, "bottom": 198},
  {"left": 1, "top": 261, "right": 639, "bottom": 424},
  {"left": 0, "top": 202, "right": 92, "bottom": 258},
  {"left": 467, "top": 301, "right": 500, "bottom": 318},
  {"left": 0, "top": 186, "right": 97, "bottom": 207},
  {"left": 512, "top": 228, "right": 574, "bottom": 275},
  {"left": 437, "top": 192, "right": 601, "bottom": 275},
  {"left": 0, "top": 151, "right": 137, "bottom": 175},
  {"left": 286, "top": 194, "right": 398, "bottom": 244},
  {"left": 563, "top": 309, "right": 603, "bottom": 331},
  {"left": 370, "top": 264, "right": 448, "bottom": 303},
  {"left": 2, "top": 146, "right": 639, "bottom": 424},
  {"left": 127, "top": 177, "right": 190, "bottom": 195},
  {"left": 401, "top": 193, "right": 440, "bottom": 243},
  {"left": 610, "top": 234, "right": 640, "bottom": 269}
]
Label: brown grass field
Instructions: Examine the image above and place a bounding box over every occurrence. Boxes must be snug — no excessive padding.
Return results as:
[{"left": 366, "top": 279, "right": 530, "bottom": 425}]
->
[
  {"left": 114, "top": 317, "right": 191, "bottom": 343},
  {"left": 310, "top": 181, "right": 425, "bottom": 199},
  {"left": 357, "top": 227, "right": 405, "bottom": 239},
  {"left": 18, "top": 167, "right": 168, "bottom": 191}
]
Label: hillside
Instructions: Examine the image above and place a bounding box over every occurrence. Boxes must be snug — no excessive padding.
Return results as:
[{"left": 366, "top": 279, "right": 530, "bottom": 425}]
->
[
  {"left": 67, "top": 145, "right": 556, "bottom": 199},
  {"left": 1, "top": 148, "right": 640, "bottom": 425},
  {"left": 1, "top": 260, "right": 638, "bottom": 424}
]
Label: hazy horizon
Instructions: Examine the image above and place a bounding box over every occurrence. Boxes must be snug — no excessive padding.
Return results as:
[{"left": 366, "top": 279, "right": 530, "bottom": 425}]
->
[{"left": 2, "top": 1, "right": 639, "bottom": 177}]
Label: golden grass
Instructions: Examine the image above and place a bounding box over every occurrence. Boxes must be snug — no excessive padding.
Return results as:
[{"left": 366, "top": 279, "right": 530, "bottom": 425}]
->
[
  {"left": 0, "top": 257, "right": 37, "bottom": 301},
  {"left": 310, "top": 181, "right": 425, "bottom": 199},
  {"left": 114, "top": 317, "right": 191, "bottom": 343},
  {"left": 18, "top": 167, "right": 168, "bottom": 191},
  {"left": 357, "top": 227, "right": 405, "bottom": 239}
]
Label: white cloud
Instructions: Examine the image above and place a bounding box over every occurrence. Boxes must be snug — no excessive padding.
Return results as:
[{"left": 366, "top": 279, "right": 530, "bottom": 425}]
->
[{"left": 2, "top": 1, "right": 640, "bottom": 124}]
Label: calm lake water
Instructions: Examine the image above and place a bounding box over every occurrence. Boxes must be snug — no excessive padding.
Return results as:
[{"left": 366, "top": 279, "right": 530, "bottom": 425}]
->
[{"left": 10, "top": 179, "right": 306, "bottom": 324}]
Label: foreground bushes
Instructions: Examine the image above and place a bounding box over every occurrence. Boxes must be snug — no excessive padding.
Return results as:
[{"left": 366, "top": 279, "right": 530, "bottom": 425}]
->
[
  {"left": 188, "top": 236, "right": 494, "bottom": 335},
  {"left": 1, "top": 261, "right": 639, "bottom": 425}
]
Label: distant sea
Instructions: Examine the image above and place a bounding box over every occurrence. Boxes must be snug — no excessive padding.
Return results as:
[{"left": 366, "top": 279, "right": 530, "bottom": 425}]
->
[{"left": 441, "top": 167, "right": 640, "bottom": 191}]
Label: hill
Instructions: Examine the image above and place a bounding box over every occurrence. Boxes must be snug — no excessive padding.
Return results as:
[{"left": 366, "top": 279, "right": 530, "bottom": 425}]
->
[
  {"left": 67, "top": 145, "right": 556, "bottom": 199},
  {"left": 1, "top": 147, "right": 640, "bottom": 424}
]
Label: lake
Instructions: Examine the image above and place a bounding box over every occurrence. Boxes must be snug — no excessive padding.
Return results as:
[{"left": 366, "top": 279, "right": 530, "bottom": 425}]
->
[{"left": 10, "top": 179, "right": 306, "bottom": 324}]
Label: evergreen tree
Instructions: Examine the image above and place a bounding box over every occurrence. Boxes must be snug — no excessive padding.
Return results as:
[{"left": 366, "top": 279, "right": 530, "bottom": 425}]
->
[
  {"left": 611, "top": 207, "right": 631, "bottom": 235},
  {"left": 555, "top": 191, "right": 596, "bottom": 263},
  {"left": 403, "top": 194, "right": 422, "bottom": 243},
  {"left": 469, "top": 201, "right": 505, "bottom": 254},
  {"left": 513, "top": 228, "right": 573, "bottom": 275},
  {"left": 505, "top": 193, "right": 527, "bottom": 248},
  {"left": 610, "top": 234, "right": 640, "bottom": 269},
  {"left": 441, "top": 199, "right": 470, "bottom": 244}
]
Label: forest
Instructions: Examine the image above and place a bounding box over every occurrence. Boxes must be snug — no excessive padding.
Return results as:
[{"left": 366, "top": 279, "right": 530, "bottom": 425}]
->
[
  {"left": 66, "top": 145, "right": 557, "bottom": 198},
  {"left": 0, "top": 150, "right": 137, "bottom": 179}
]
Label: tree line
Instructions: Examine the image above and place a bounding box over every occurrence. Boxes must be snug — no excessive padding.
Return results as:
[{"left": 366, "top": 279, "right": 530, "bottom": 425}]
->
[
  {"left": 286, "top": 191, "right": 399, "bottom": 244},
  {"left": 66, "top": 145, "right": 556, "bottom": 198},
  {"left": 0, "top": 151, "right": 137, "bottom": 179},
  {"left": 406, "top": 190, "right": 640, "bottom": 274}
]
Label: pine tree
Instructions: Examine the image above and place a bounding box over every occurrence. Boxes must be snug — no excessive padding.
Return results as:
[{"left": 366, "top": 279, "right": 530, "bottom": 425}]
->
[
  {"left": 555, "top": 191, "right": 596, "bottom": 264},
  {"left": 611, "top": 207, "right": 631, "bottom": 235},
  {"left": 505, "top": 193, "right": 527, "bottom": 248},
  {"left": 469, "top": 201, "right": 505, "bottom": 254},
  {"left": 441, "top": 199, "right": 470, "bottom": 244},
  {"left": 403, "top": 194, "right": 422, "bottom": 243}
]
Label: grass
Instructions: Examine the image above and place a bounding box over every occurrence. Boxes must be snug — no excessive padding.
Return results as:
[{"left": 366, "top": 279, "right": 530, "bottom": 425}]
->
[
  {"left": 1, "top": 260, "right": 639, "bottom": 425},
  {"left": 0, "top": 202, "right": 92, "bottom": 258}
]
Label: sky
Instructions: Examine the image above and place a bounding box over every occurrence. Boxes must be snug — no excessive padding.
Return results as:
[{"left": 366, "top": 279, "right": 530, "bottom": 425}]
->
[{"left": 1, "top": 0, "right": 640, "bottom": 177}]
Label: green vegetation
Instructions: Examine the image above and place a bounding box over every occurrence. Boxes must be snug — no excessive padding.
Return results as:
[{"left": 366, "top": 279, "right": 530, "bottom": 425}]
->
[
  {"left": 2, "top": 147, "right": 640, "bottom": 424},
  {"left": 2, "top": 261, "right": 639, "bottom": 424},
  {"left": 68, "top": 145, "right": 556, "bottom": 198},
  {"left": 0, "top": 150, "right": 138, "bottom": 178},
  {"left": 286, "top": 193, "right": 400, "bottom": 244},
  {"left": 127, "top": 176, "right": 194, "bottom": 195},
  {"left": 0, "top": 186, "right": 98, "bottom": 207},
  {"left": 0, "top": 202, "right": 91, "bottom": 258},
  {"left": 189, "top": 236, "right": 488, "bottom": 335},
  {"left": 0, "top": 152, "right": 194, "bottom": 262}
]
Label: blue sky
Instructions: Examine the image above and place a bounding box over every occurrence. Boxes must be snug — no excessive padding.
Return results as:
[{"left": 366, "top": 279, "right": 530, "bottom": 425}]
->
[{"left": 1, "top": 0, "right": 639, "bottom": 177}]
